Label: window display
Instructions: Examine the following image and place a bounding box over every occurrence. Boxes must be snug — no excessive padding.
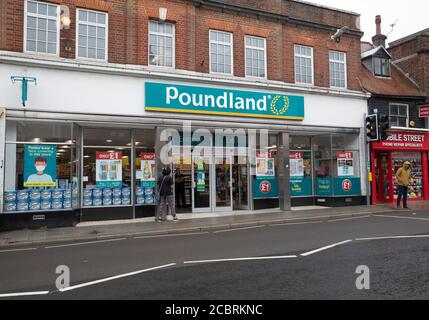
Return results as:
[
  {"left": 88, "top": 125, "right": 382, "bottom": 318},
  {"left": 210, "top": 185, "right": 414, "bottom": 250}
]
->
[{"left": 392, "top": 152, "right": 423, "bottom": 199}]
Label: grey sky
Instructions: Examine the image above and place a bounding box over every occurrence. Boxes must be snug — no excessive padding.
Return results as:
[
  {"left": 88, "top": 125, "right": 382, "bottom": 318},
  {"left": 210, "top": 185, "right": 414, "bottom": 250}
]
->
[{"left": 309, "top": 0, "right": 428, "bottom": 45}]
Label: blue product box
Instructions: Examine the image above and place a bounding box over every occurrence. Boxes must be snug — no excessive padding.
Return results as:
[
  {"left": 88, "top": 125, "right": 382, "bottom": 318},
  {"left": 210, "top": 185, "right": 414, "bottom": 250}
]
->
[
  {"left": 52, "top": 200, "right": 63, "bottom": 210},
  {"left": 29, "top": 190, "right": 41, "bottom": 201},
  {"left": 17, "top": 190, "right": 29, "bottom": 202},
  {"left": 144, "top": 188, "right": 154, "bottom": 196},
  {"left": 41, "top": 201, "right": 52, "bottom": 210},
  {"left": 92, "top": 198, "right": 102, "bottom": 206},
  {"left": 112, "top": 197, "right": 122, "bottom": 206},
  {"left": 103, "top": 188, "right": 112, "bottom": 197},
  {"left": 83, "top": 189, "right": 93, "bottom": 198},
  {"left": 83, "top": 198, "right": 93, "bottom": 207},
  {"left": 41, "top": 190, "right": 52, "bottom": 201},
  {"left": 136, "top": 187, "right": 144, "bottom": 197},
  {"left": 4, "top": 202, "right": 17, "bottom": 212},
  {"left": 63, "top": 200, "right": 72, "bottom": 209},
  {"left": 4, "top": 191, "right": 17, "bottom": 203},
  {"left": 92, "top": 189, "right": 102, "bottom": 198},
  {"left": 103, "top": 197, "right": 112, "bottom": 206},
  {"left": 112, "top": 188, "right": 122, "bottom": 197},
  {"left": 17, "top": 202, "right": 29, "bottom": 211},
  {"left": 63, "top": 190, "right": 72, "bottom": 199},
  {"left": 121, "top": 197, "right": 131, "bottom": 205},
  {"left": 122, "top": 188, "right": 131, "bottom": 197},
  {"left": 52, "top": 190, "right": 64, "bottom": 200},
  {"left": 29, "top": 201, "right": 41, "bottom": 211},
  {"left": 145, "top": 195, "right": 155, "bottom": 205},
  {"left": 136, "top": 196, "right": 145, "bottom": 205}
]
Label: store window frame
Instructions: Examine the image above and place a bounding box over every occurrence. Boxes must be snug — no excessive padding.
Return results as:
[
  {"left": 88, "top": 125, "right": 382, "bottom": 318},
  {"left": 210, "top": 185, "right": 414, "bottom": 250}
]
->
[
  {"left": 389, "top": 103, "right": 409, "bottom": 128},
  {"left": 294, "top": 45, "right": 314, "bottom": 85},
  {"left": 329, "top": 50, "right": 347, "bottom": 89},
  {"left": 244, "top": 35, "right": 267, "bottom": 79},
  {"left": 24, "top": 0, "right": 60, "bottom": 56},
  {"left": 209, "top": 29, "right": 234, "bottom": 75},
  {"left": 148, "top": 20, "right": 175, "bottom": 68},
  {"left": 76, "top": 8, "right": 108, "bottom": 61}
]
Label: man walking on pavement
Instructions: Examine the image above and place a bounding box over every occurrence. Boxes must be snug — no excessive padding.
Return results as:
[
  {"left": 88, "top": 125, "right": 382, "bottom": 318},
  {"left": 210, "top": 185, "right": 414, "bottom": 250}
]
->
[
  {"left": 156, "top": 167, "right": 179, "bottom": 223},
  {"left": 395, "top": 160, "right": 413, "bottom": 209}
]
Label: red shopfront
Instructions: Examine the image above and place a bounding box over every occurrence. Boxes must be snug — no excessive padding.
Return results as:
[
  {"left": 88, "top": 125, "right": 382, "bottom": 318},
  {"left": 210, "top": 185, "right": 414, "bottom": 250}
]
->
[{"left": 371, "top": 130, "right": 429, "bottom": 204}]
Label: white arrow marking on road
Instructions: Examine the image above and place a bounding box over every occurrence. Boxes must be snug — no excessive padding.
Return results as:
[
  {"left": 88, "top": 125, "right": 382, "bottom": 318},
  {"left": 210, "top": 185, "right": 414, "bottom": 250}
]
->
[
  {"left": 356, "top": 235, "right": 429, "bottom": 241},
  {"left": 0, "top": 291, "right": 49, "bottom": 298},
  {"left": 300, "top": 240, "right": 352, "bottom": 257},
  {"left": 59, "top": 263, "right": 176, "bottom": 292},
  {"left": 184, "top": 255, "right": 297, "bottom": 264}
]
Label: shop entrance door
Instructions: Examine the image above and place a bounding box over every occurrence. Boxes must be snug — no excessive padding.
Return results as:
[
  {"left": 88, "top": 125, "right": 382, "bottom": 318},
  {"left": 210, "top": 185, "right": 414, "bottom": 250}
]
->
[
  {"left": 233, "top": 157, "right": 249, "bottom": 210},
  {"left": 192, "top": 156, "right": 211, "bottom": 213},
  {"left": 213, "top": 156, "right": 233, "bottom": 212},
  {"left": 374, "top": 152, "right": 393, "bottom": 203}
]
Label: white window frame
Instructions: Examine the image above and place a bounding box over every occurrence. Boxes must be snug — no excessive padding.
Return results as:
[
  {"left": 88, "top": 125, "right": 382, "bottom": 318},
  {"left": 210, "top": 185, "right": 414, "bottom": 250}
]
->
[
  {"left": 294, "top": 44, "right": 314, "bottom": 85},
  {"left": 244, "top": 35, "right": 267, "bottom": 79},
  {"left": 75, "top": 8, "right": 109, "bottom": 62},
  {"left": 329, "top": 50, "right": 348, "bottom": 89},
  {"left": 389, "top": 103, "right": 409, "bottom": 128},
  {"left": 373, "top": 57, "right": 391, "bottom": 77},
  {"left": 24, "top": 0, "right": 60, "bottom": 56},
  {"left": 148, "top": 20, "right": 175, "bottom": 69},
  {"left": 209, "top": 29, "right": 234, "bottom": 76}
]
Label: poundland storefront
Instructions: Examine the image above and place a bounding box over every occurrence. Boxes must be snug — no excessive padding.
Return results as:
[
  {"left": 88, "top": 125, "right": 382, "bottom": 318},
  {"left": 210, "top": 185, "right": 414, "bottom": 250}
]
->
[{"left": 0, "top": 58, "right": 369, "bottom": 230}]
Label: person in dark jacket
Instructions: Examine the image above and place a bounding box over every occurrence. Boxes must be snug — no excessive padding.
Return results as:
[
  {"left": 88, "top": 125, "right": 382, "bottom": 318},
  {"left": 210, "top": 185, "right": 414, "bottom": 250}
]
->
[{"left": 156, "top": 167, "right": 178, "bottom": 222}]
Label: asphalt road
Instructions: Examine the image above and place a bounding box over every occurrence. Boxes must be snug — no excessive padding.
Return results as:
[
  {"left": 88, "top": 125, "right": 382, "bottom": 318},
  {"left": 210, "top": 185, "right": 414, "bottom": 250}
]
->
[{"left": 1, "top": 210, "right": 429, "bottom": 300}]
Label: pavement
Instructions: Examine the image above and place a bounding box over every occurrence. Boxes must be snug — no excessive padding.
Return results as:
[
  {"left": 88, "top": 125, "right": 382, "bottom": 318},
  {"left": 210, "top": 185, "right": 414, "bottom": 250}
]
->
[{"left": 0, "top": 202, "right": 423, "bottom": 248}]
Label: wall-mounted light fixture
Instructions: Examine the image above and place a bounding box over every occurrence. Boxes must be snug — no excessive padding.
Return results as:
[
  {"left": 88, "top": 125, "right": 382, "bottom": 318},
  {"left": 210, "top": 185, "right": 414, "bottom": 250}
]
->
[
  {"left": 159, "top": 7, "right": 167, "bottom": 21},
  {"left": 60, "top": 5, "right": 71, "bottom": 29}
]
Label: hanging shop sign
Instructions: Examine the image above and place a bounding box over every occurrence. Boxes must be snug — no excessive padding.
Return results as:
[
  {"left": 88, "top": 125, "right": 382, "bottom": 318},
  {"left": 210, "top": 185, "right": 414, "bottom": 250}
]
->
[
  {"left": 372, "top": 131, "right": 429, "bottom": 151},
  {"left": 290, "top": 152, "right": 312, "bottom": 197},
  {"left": 24, "top": 145, "right": 57, "bottom": 187},
  {"left": 254, "top": 151, "right": 278, "bottom": 199},
  {"left": 419, "top": 105, "right": 429, "bottom": 118},
  {"left": 96, "top": 151, "right": 122, "bottom": 188},
  {"left": 145, "top": 82, "right": 305, "bottom": 121},
  {"left": 140, "top": 152, "right": 156, "bottom": 188},
  {"left": 337, "top": 152, "right": 354, "bottom": 177}
]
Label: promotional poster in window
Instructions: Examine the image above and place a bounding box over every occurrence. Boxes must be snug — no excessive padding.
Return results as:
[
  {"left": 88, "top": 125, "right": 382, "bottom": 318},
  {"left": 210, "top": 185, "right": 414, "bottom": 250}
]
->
[{"left": 23, "top": 144, "right": 57, "bottom": 187}]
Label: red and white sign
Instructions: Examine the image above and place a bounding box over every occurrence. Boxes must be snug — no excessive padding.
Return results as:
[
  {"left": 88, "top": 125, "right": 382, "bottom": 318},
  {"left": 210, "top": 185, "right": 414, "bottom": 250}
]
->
[
  {"left": 141, "top": 152, "right": 155, "bottom": 161},
  {"left": 342, "top": 179, "right": 352, "bottom": 192},
  {"left": 337, "top": 152, "right": 353, "bottom": 159},
  {"left": 419, "top": 105, "right": 429, "bottom": 118},
  {"left": 96, "top": 151, "right": 122, "bottom": 160},
  {"left": 372, "top": 131, "right": 429, "bottom": 151},
  {"left": 259, "top": 181, "right": 272, "bottom": 194},
  {"left": 290, "top": 152, "right": 304, "bottom": 160}
]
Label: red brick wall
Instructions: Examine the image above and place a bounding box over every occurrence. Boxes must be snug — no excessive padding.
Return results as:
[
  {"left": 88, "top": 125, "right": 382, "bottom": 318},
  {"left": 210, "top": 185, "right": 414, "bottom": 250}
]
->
[{"left": 0, "top": 0, "right": 363, "bottom": 91}]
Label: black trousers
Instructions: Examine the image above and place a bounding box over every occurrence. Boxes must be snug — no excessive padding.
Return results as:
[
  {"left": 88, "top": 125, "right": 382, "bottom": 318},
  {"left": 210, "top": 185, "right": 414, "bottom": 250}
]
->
[
  {"left": 175, "top": 186, "right": 186, "bottom": 208},
  {"left": 397, "top": 185, "right": 408, "bottom": 207}
]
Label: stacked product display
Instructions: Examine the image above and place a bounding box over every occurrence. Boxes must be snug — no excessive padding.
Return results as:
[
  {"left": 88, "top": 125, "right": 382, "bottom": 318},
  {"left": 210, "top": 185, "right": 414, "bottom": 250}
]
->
[
  {"left": 135, "top": 187, "right": 156, "bottom": 205},
  {"left": 392, "top": 156, "right": 423, "bottom": 199},
  {"left": 83, "top": 187, "right": 131, "bottom": 207},
  {"left": 3, "top": 189, "right": 78, "bottom": 212}
]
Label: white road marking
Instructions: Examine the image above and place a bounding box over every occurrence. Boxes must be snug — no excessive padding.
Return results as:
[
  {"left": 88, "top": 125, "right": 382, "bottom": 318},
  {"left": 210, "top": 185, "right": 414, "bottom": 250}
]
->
[
  {"left": 184, "top": 255, "right": 297, "bottom": 264},
  {"left": 0, "top": 291, "right": 49, "bottom": 298},
  {"left": 328, "top": 215, "right": 371, "bottom": 223},
  {"left": 59, "top": 263, "right": 177, "bottom": 292},
  {"left": 45, "top": 238, "right": 127, "bottom": 249},
  {"left": 374, "top": 214, "right": 429, "bottom": 222},
  {"left": 269, "top": 221, "right": 324, "bottom": 227},
  {"left": 213, "top": 226, "right": 264, "bottom": 233},
  {"left": 356, "top": 235, "right": 429, "bottom": 241},
  {"left": 0, "top": 247, "right": 37, "bottom": 253},
  {"left": 135, "top": 232, "right": 209, "bottom": 239},
  {"left": 300, "top": 240, "right": 352, "bottom": 257}
]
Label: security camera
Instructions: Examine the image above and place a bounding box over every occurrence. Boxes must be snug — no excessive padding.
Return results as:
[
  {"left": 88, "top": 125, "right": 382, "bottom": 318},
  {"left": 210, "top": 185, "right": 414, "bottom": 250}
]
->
[{"left": 331, "top": 26, "right": 349, "bottom": 43}]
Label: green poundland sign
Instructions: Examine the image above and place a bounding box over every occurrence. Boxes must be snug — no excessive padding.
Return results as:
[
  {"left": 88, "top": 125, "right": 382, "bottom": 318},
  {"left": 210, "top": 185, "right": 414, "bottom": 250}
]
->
[{"left": 145, "top": 82, "right": 305, "bottom": 120}]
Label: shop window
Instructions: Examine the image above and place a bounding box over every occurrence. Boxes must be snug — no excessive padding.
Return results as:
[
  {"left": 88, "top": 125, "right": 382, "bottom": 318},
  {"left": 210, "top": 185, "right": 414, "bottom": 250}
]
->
[
  {"left": 149, "top": 20, "right": 175, "bottom": 68},
  {"left": 294, "top": 45, "right": 313, "bottom": 85},
  {"left": 313, "top": 135, "right": 333, "bottom": 197},
  {"left": 245, "top": 35, "right": 266, "bottom": 78},
  {"left": 82, "top": 128, "right": 131, "bottom": 208},
  {"left": 25, "top": 0, "right": 59, "bottom": 55},
  {"left": 329, "top": 51, "right": 347, "bottom": 89},
  {"left": 290, "top": 136, "right": 311, "bottom": 150},
  {"left": 374, "top": 57, "right": 390, "bottom": 77},
  {"left": 77, "top": 9, "right": 108, "bottom": 61},
  {"left": 210, "top": 30, "right": 233, "bottom": 75},
  {"left": 389, "top": 103, "right": 409, "bottom": 128},
  {"left": 3, "top": 121, "right": 77, "bottom": 213},
  {"left": 392, "top": 152, "right": 423, "bottom": 199}
]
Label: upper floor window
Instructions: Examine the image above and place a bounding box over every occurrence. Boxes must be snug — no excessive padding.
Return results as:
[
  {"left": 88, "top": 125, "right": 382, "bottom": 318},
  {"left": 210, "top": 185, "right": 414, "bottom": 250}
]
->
[
  {"left": 24, "top": 0, "right": 59, "bottom": 55},
  {"left": 329, "top": 51, "right": 347, "bottom": 88},
  {"left": 294, "top": 45, "right": 313, "bottom": 85},
  {"left": 210, "top": 30, "right": 233, "bottom": 75},
  {"left": 245, "top": 36, "right": 266, "bottom": 78},
  {"left": 149, "top": 20, "right": 175, "bottom": 68},
  {"left": 374, "top": 57, "right": 390, "bottom": 77},
  {"left": 77, "top": 9, "right": 108, "bottom": 61},
  {"left": 389, "top": 103, "right": 409, "bottom": 127}
]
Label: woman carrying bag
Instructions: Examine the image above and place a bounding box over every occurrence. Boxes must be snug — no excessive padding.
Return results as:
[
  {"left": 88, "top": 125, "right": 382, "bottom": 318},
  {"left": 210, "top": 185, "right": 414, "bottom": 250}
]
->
[{"left": 156, "top": 167, "right": 178, "bottom": 223}]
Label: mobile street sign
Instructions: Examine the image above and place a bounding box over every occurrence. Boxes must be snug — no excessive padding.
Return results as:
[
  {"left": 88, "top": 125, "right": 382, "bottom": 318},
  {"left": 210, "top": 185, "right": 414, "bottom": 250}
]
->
[{"left": 419, "top": 105, "right": 429, "bottom": 118}]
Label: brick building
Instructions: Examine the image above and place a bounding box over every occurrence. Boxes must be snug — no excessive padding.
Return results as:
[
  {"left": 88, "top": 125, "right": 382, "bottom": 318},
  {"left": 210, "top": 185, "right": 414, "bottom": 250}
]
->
[{"left": 0, "top": 0, "right": 370, "bottom": 230}]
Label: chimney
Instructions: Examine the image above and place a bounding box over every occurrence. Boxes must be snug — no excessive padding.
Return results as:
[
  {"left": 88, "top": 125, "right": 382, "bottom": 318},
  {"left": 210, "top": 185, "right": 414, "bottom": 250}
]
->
[{"left": 372, "top": 15, "right": 387, "bottom": 47}]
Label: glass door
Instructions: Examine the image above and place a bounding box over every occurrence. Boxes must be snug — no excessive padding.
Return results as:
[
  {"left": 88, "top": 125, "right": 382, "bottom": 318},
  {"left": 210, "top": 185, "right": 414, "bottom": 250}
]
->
[
  {"left": 214, "top": 156, "right": 233, "bottom": 212},
  {"left": 192, "top": 156, "right": 211, "bottom": 213},
  {"left": 233, "top": 157, "right": 249, "bottom": 210}
]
